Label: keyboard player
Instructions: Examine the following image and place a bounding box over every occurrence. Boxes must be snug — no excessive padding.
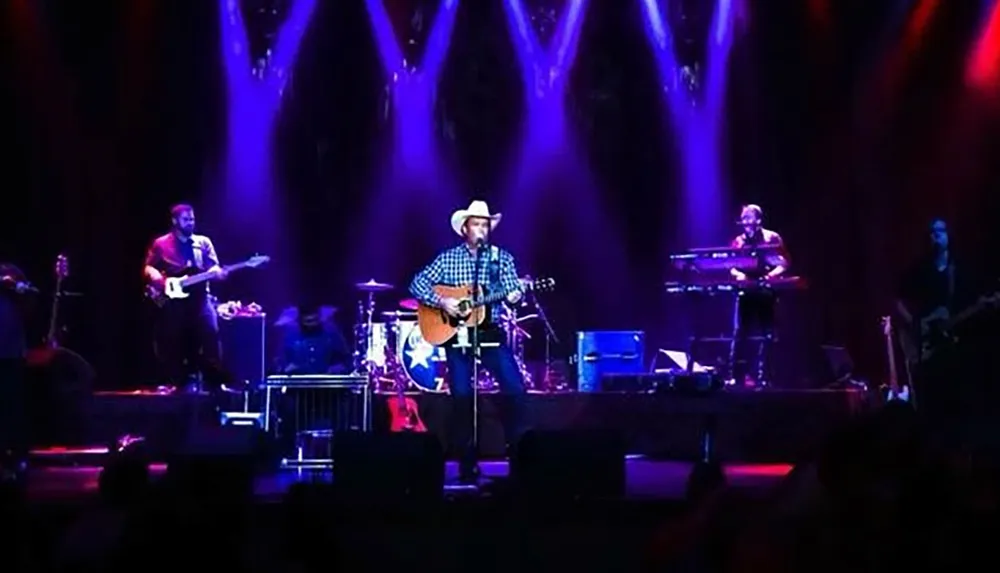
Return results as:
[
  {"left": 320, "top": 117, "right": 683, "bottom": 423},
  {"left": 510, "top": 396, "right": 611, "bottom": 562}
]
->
[{"left": 728, "top": 204, "right": 789, "bottom": 387}]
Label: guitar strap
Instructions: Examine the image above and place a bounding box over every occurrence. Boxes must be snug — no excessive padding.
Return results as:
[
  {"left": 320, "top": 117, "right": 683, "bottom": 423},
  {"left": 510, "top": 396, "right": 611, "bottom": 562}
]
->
[
  {"left": 488, "top": 246, "right": 500, "bottom": 284},
  {"left": 487, "top": 246, "right": 501, "bottom": 322}
]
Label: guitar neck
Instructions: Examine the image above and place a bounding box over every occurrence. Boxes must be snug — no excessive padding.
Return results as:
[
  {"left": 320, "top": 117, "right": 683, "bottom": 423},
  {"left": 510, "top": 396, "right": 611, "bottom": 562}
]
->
[
  {"left": 180, "top": 261, "right": 248, "bottom": 287},
  {"left": 885, "top": 334, "right": 898, "bottom": 390},
  {"left": 471, "top": 291, "right": 510, "bottom": 308},
  {"left": 949, "top": 305, "right": 982, "bottom": 328},
  {"left": 45, "top": 276, "right": 64, "bottom": 345}
]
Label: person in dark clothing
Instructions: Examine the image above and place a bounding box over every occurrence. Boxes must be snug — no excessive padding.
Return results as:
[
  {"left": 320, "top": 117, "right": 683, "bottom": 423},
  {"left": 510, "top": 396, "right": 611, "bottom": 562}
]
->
[
  {"left": 275, "top": 304, "right": 351, "bottom": 374},
  {"left": 895, "top": 218, "right": 995, "bottom": 445},
  {"left": 727, "top": 204, "right": 790, "bottom": 387},
  {"left": 143, "top": 204, "right": 233, "bottom": 394},
  {"left": 0, "top": 263, "right": 31, "bottom": 476}
]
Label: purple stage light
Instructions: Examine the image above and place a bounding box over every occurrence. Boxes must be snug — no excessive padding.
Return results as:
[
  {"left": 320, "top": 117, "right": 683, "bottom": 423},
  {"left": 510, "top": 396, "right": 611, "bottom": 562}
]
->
[
  {"left": 504, "top": 0, "right": 588, "bottom": 127},
  {"left": 347, "top": 0, "right": 461, "bottom": 278},
  {"left": 500, "top": 0, "right": 589, "bottom": 212},
  {"left": 498, "top": 0, "right": 633, "bottom": 302},
  {"left": 219, "top": 0, "right": 316, "bottom": 212},
  {"left": 366, "top": 0, "right": 458, "bottom": 172},
  {"left": 639, "top": 0, "right": 737, "bottom": 245},
  {"left": 216, "top": 0, "right": 315, "bottom": 305}
]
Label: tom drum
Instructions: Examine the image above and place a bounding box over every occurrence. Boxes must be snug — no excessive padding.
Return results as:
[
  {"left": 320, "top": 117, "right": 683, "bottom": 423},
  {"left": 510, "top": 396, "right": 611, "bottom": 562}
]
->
[{"left": 365, "top": 322, "right": 389, "bottom": 370}]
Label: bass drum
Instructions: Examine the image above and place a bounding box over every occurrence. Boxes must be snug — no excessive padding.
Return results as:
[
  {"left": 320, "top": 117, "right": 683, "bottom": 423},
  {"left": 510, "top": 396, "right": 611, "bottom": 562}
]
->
[
  {"left": 396, "top": 322, "right": 500, "bottom": 393},
  {"left": 397, "top": 321, "right": 448, "bottom": 392}
]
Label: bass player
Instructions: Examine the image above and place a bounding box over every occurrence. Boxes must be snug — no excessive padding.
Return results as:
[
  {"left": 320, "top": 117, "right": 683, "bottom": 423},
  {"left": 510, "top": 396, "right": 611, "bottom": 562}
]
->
[
  {"left": 408, "top": 200, "right": 527, "bottom": 484},
  {"left": 894, "top": 218, "right": 992, "bottom": 439},
  {"left": 143, "top": 204, "right": 233, "bottom": 395}
]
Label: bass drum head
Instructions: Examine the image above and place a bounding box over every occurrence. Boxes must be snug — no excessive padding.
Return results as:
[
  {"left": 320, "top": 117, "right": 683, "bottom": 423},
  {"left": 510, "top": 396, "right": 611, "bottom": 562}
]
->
[{"left": 397, "top": 321, "right": 447, "bottom": 392}]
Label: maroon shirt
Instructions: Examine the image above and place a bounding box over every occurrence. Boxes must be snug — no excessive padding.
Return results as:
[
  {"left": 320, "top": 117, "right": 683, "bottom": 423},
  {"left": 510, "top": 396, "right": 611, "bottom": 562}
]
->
[
  {"left": 144, "top": 233, "right": 220, "bottom": 297},
  {"left": 731, "top": 228, "right": 788, "bottom": 279}
]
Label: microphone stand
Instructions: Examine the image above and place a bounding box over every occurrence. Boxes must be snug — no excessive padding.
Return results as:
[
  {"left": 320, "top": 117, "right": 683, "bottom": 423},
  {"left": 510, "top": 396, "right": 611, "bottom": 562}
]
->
[
  {"left": 470, "top": 241, "right": 486, "bottom": 463},
  {"left": 530, "top": 288, "right": 560, "bottom": 391}
]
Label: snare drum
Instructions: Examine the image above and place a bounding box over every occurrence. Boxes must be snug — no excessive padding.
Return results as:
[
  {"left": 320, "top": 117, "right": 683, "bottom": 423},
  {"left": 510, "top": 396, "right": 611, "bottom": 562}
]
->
[{"left": 397, "top": 321, "right": 448, "bottom": 392}]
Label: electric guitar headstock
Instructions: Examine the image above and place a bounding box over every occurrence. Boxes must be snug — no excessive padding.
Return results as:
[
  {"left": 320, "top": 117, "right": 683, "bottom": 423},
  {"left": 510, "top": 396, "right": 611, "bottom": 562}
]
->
[
  {"left": 55, "top": 254, "right": 69, "bottom": 281},
  {"left": 977, "top": 292, "right": 1000, "bottom": 308},
  {"left": 244, "top": 254, "right": 270, "bottom": 268}
]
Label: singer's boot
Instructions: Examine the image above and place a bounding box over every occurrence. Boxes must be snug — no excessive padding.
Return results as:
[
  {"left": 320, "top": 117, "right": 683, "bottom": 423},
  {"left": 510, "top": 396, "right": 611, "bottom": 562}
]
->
[
  {"left": 451, "top": 395, "right": 479, "bottom": 483},
  {"left": 497, "top": 393, "right": 527, "bottom": 461}
]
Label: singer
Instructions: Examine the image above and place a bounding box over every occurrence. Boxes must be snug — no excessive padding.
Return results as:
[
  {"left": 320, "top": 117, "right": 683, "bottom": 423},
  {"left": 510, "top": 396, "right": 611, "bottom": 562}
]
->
[
  {"left": 728, "top": 204, "right": 790, "bottom": 387},
  {"left": 409, "top": 200, "right": 527, "bottom": 484}
]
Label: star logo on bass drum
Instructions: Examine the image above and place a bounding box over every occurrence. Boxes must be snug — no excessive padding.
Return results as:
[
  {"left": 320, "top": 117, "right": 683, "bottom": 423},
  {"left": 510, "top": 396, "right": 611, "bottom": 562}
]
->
[{"left": 406, "top": 340, "right": 435, "bottom": 370}]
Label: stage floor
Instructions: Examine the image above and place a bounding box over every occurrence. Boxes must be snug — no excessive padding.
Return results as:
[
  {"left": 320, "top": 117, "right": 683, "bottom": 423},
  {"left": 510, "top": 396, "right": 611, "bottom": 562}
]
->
[{"left": 25, "top": 458, "right": 793, "bottom": 503}]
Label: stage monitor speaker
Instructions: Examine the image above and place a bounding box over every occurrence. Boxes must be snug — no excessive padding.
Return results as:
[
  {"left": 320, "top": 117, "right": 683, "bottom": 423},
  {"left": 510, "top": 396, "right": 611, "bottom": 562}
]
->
[
  {"left": 166, "top": 425, "right": 267, "bottom": 501},
  {"left": 218, "top": 315, "right": 266, "bottom": 386},
  {"left": 512, "top": 430, "right": 626, "bottom": 500},
  {"left": 332, "top": 431, "right": 444, "bottom": 502}
]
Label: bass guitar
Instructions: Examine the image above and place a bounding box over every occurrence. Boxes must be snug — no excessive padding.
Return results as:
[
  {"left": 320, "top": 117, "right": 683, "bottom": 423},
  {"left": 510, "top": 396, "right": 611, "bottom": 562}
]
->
[
  {"left": 416, "top": 277, "right": 555, "bottom": 346},
  {"left": 145, "top": 254, "right": 270, "bottom": 306},
  {"left": 880, "top": 316, "right": 909, "bottom": 403},
  {"left": 900, "top": 292, "right": 1000, "bottom": 365},
  {"left": 46, "top": 254, "right": 69, "bottom": 348}
]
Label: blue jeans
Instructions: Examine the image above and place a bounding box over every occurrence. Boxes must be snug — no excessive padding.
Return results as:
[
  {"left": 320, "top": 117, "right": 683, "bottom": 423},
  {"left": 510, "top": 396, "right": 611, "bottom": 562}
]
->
[{"left": 445, "top": 340, "right": 526, "bottom": 468}]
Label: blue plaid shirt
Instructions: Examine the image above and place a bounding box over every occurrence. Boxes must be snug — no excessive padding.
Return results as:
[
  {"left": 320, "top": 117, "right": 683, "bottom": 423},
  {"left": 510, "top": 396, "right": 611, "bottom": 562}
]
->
[{"left": 409, "top": 244, "right": 522, "bottom": 320}]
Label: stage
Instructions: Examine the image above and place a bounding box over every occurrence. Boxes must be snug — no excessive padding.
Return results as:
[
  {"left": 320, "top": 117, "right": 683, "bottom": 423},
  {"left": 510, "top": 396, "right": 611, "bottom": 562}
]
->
[
  {"left": 55, "top": 387, "right": 868, "bottom": 463},
  {"left": 24, "top": 459, "right": 793, "bottom": 504}
]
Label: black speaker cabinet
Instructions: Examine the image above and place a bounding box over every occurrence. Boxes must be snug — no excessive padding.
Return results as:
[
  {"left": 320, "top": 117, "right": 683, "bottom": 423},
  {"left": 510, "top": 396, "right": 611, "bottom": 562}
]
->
[
  {"left": 167, "top": 425, "right": 265, "bottom": 500},
  {"left": 512, "top": 430, "right": 626, "bottom": 499},
  {"left": 332, "top": 432, "right": 445, "bottom": 501},
  {"left": 218, "top": 315, "right": 267, "bottom": 386}
]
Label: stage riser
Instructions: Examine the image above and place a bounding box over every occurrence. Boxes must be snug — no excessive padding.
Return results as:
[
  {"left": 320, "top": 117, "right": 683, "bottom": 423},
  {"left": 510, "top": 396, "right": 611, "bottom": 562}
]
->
[
  {"left": 386, "top": 391, "right": 865, "bottom": 462},
  {"left": 84, "top": 394, "right": 217, "bottom": 457},
  {"left": 80, "top": 390, "right": 865, "bottom": 463}
]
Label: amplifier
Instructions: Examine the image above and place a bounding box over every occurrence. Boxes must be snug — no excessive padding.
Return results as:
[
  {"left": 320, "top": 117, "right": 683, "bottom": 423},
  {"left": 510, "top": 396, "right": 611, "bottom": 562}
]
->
[
  {"left": 218, "top": 315, "right": 267, "bottom": 386},
  {"left": 576, "top": 331, "right": 645, "bottom": 392}
]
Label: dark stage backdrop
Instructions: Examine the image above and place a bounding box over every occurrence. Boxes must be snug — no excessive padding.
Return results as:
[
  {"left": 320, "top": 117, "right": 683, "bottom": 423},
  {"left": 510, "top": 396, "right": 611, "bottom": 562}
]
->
[{"left": 1, "top": 0, "right": 997, "bottom": 389}]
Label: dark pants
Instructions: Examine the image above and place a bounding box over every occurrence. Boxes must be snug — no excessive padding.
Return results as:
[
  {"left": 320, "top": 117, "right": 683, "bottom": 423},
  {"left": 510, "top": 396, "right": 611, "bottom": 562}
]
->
[
  {"left": 914, "top": 341, "right": 992, "bottom": 450},
  {"left": 445, "top": 337, "right": 526, "bottom": 469},
  {"left": 730, "top": 290, "right": 776, "bottom": 385},
  {"left": 155, "top": 298, "right": 230, "bottom": 390},
  {"left": 0, "top": 358, "right": 26, "bottom": 464}
]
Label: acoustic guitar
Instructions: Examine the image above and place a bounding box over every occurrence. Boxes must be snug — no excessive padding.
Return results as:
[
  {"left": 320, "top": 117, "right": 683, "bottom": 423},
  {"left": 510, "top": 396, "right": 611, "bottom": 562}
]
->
[
  {"left": 145, "top": 254, "right": 270, "bottom": 306},
  {"left": 387, "top": 376, "right": 427, "bottom": 432},
  {"left": 899, "top": 292, "right": 1000, "bottom": 365},
  {"left": 880, "top": 316, "right": 909, "bottom": 403},
  {"left": 416, "top": 277, "right": 555, "bottom": 346}
]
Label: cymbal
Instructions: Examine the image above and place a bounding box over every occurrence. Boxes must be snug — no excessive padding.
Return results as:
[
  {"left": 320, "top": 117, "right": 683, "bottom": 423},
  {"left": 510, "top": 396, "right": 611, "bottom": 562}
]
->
[
  {"left": 399, "top": 298, "right": 418, "bottom": 311},
  {"left": 381, "top": 310, "right": 415, "bottom": 319},
  {"left": 355, "top": 279, "right": 393, "bottom": 292}
]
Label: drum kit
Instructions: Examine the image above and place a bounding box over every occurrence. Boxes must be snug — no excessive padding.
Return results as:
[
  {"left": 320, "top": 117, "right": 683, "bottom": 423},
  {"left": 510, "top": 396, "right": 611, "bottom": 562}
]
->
[{"left": 351, "top": 278, "right": 551, "bottom": 393}]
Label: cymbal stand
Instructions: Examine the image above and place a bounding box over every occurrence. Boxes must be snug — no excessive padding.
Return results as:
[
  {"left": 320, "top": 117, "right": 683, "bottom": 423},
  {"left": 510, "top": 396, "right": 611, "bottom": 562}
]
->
[
  {"left": 503, "top": 305, "right": 531, "bottom": 390},
  {"left": 352, "top": 293, "right": 377, "bottom": 375},
  {"left": 531, "top": 289, "right": 562, "bottom": 392}
]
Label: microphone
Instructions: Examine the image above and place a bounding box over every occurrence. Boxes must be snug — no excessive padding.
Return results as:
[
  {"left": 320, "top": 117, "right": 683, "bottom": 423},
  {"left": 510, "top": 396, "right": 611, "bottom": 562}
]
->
[{"left": 476, "top": 237, "right": 487, "bottom": 247}]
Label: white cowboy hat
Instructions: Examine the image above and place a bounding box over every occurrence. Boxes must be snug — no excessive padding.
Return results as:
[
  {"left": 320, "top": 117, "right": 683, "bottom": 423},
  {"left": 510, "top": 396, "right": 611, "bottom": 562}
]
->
[{"left": 450, "top": 200, "right": 502, "bottom": 236}]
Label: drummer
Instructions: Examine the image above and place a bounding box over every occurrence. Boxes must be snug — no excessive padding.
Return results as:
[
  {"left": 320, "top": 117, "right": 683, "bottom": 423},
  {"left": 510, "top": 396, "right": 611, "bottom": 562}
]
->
[{"left": 274, "top": 303, "right": 351, "bottom": 374}]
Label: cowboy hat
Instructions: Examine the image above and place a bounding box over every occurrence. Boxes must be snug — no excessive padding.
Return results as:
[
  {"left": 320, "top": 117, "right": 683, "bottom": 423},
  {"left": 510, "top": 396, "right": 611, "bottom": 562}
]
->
[{"left": 450, "top": 200, "right": 502, "bottom": 236}]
